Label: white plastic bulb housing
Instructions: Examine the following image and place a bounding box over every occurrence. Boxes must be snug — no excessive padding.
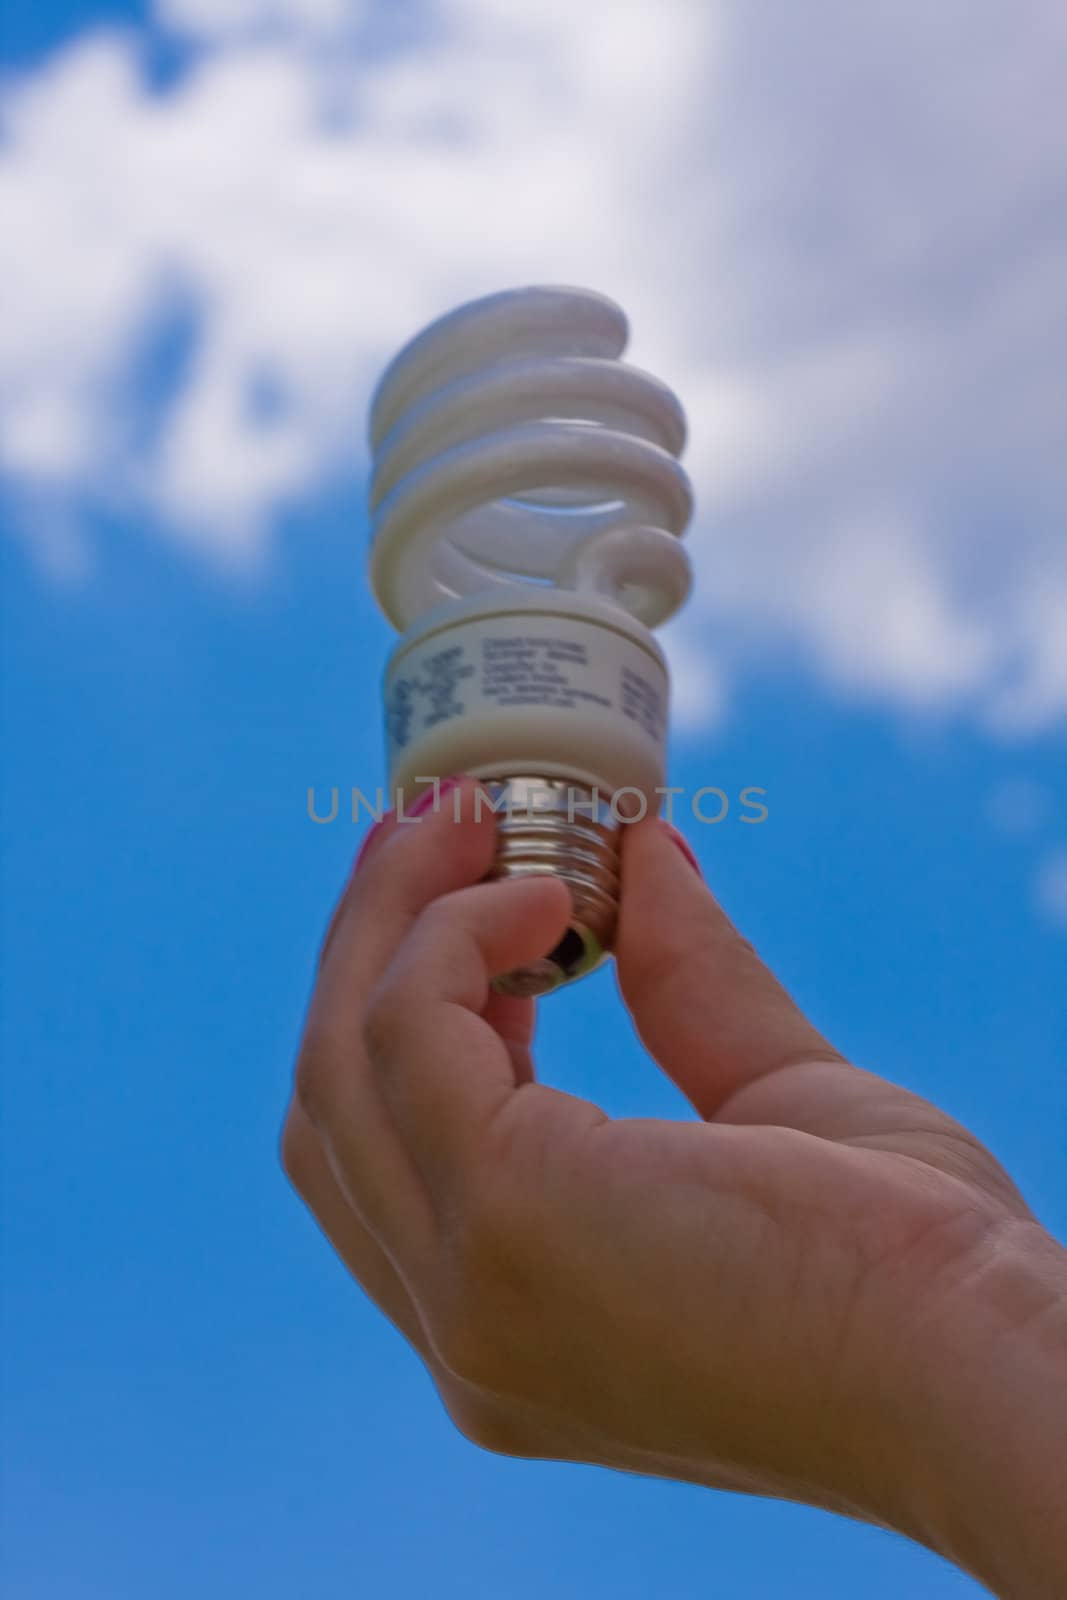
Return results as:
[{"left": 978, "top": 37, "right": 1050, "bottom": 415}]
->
[{"left": 367, "top": 285, "right": 694, "bottom": 996}]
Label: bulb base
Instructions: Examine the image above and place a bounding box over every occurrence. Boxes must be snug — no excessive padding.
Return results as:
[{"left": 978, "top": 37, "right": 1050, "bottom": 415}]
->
[{"left": 482, "top": 776, "right": 621, "bottom": 998}]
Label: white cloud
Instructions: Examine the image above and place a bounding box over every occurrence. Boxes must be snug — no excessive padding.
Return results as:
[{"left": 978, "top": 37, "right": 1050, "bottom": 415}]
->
[
  {"left": 1034, "top": 848, "right": 1067, "bottom": 930},
  {"left": 659, "top": 624, "right": 726, "bottom": 735},
  {"left": 1, "top": 0, "right": 1065, "bottom": 734}
]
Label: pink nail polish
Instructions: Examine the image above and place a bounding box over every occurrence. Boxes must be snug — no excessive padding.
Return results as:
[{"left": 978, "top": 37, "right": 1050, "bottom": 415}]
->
[
  {"left": 354, "top": 813, "right": 390, "bottom": 872},
  {"left": 407, "top": 776, "right": 461, "bottom": 819},
  {"left": 662, "top": 822, "right": 702, "bottom": 876}
]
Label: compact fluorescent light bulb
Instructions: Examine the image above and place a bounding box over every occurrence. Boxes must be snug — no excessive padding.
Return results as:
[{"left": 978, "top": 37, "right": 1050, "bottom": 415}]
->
[{"left": 367, "top": 285, "right": 694, "bottom": 997}]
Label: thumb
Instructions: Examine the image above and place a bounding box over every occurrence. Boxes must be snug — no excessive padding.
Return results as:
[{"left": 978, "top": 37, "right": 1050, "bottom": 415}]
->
[{"left": 615, "top": 817, "right": 843, "bottom": 1120}]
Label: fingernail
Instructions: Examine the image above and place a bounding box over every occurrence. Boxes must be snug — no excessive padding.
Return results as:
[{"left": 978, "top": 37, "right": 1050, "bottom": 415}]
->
[
  {"left": 662, "top": 822, "right": 702, "bottom": 876},
  {"left": 354, "top": 813, "right": 391, "bottom": 872},
  {"left": 407, "top": 776, "right": 461, "bottom": 820}
]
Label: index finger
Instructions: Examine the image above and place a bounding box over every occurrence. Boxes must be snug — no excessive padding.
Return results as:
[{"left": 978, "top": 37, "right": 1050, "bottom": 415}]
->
[
  {"left": 359, "top": 873, "right": 581, "bottom": 1211},
  {"left": 295, "top": 779, "right": 505, "bottom": 1261}
]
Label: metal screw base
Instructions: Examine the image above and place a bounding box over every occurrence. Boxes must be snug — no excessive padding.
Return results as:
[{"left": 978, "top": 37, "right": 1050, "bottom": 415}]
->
[{"left": 482, "top": 776, "right": 621, "bottom": 998}]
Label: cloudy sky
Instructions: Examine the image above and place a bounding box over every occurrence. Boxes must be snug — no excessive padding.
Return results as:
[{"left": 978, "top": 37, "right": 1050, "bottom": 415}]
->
[
  {"left": 3, "top": 4, "right": 1065, "bottom": 1598},
  {"left": 5, "top": 0, "right": 1067, "bottom": 731}
]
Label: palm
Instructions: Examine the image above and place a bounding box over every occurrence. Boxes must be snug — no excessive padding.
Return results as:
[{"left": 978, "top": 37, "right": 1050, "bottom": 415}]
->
[{"left": 429, "top": 1028, "right": 1031, "bottom": 1486}]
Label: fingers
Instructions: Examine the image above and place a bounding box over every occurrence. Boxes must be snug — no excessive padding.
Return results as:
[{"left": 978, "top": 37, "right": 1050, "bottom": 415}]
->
[
  {"left": 294, "top": 779, "right": 503, "bottom": 1264},
  {"left": 615, "top": 818, "right": 845, "bottom": 1122},
  {"left": 316, "top": 780, "right": 496, "bottom": 991},
  {"left": 362, "top": 873, "right": 573, "bottom": 1210},
  {"left": 481, "top": 989, "right": 538, "bottom": 1086}
]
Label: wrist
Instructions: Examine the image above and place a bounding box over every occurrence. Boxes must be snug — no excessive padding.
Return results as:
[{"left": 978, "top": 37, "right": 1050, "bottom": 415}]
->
[{"left": 885, "top": 1219, "right": 1067, "bottom": 1596}]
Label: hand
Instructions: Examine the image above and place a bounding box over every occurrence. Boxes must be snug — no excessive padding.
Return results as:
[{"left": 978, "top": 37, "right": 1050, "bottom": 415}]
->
[{"left": 282, "top": 779, "right": 1067, "bottom": 1597}]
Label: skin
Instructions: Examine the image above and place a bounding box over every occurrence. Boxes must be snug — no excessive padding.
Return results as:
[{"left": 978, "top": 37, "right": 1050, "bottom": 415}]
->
[{"left": 282, "top": 779, "right": 1067, "bottom": 1597}]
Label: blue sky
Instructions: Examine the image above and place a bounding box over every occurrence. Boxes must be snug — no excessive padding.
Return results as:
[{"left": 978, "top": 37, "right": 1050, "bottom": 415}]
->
[{"left": 2, "top": 4, "right": 1065, "bottom": 1598}]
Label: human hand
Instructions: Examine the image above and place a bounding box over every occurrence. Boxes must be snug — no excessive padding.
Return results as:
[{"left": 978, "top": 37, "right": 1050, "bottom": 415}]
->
[{"left": 282, "top": 779, "right": 1067, "bottom": 1597}]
